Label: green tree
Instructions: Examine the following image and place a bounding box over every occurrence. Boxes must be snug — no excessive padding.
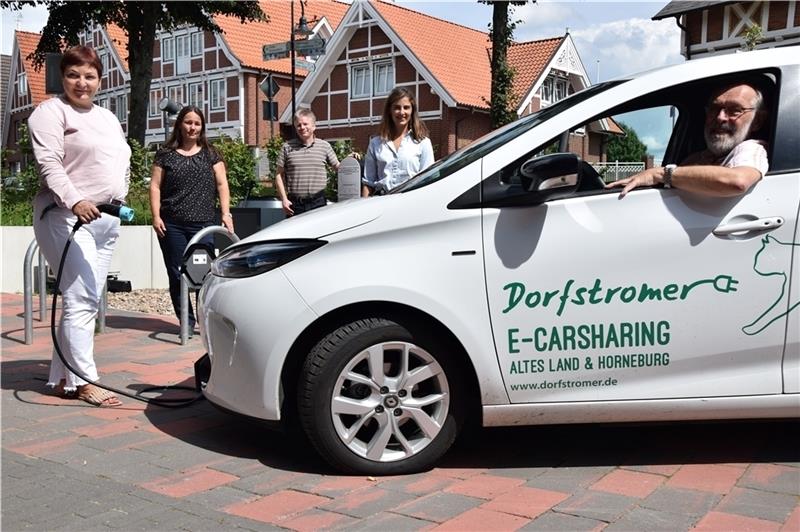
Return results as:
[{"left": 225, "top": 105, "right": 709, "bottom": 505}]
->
[
  {"left": 481, "top": 1, "right": 532, "bottom": 128},
  {"left": 0, "top": 123, "right": 40, "bottom": 225},
  {"left": 212, "top": 133, "right": 257, "bottom": 206},
  {"left": 263, "top": 134, "right": 284, "bottom": 183},
  {"left": 606, "top": 122, "right": 649, "bottom": 162},
  {"left": 1, "top": 1, "right": 265, "bottom": 145},
  {"left": 124, "top": 138, "right": 153, "bottom": 225}
]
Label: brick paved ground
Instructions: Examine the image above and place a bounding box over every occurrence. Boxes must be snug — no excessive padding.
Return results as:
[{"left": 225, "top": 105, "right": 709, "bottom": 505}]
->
[{"left": 2, "top": 292, "right": 798, "bottom": 531}]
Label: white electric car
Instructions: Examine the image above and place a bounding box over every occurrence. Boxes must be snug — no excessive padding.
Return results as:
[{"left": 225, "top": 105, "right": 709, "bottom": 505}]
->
[{"left": 197, "top": 48, "right": 799, "bottom": 474}]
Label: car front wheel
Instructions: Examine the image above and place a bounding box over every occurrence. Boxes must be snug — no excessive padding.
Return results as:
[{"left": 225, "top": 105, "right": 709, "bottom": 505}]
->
[{"left": 298, "top": 318, "right": 464, "bottom": 475}]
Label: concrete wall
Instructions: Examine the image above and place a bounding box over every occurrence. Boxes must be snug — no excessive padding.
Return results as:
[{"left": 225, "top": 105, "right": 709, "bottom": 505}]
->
[{"left": 1, "top": 226, "right": 169, "bottom": 293}]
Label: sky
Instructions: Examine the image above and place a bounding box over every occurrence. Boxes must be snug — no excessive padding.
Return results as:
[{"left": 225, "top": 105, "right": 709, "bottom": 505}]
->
[
  {"left": 3, "top": 1, "right": 682, "bottom": 81},
  {"left": 2, "top": 1, "right": 682, "bottom": 159}
]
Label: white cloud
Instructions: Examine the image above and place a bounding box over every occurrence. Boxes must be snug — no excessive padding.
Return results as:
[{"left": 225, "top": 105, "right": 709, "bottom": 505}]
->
[
  {"left": 2, "top": 4, "right": 49, "bottom": 54},
  {"left": 515, "top": 1, "right": 575, "bottom": 28},
  {"left": 639, "top": 135, "right": 666, "bottom": 151},
  {"left": 571, "top": 18, "right": 683, "bottom": 80}
]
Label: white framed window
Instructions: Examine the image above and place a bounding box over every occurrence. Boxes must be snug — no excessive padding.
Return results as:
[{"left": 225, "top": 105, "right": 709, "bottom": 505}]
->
[
  {"left": 191, "top": 32, "right": 203, "bottom": 56},
  {"left": 542, "top": 75, "right": 568, "bottom": 106},
  {"left": 210, "top": 79, "right": 225, "bottom": 110},
  {"left": 168, "top": 85, "right": 184, "bottom": 106},
  {"left": 541, "top": 77, "right": 553, "bottom": 104},
  {"left": 188, "top": 82, "right": 203, "bottom": 107},
  {"left": 162, "top": 37, "right": 174, "bottom": 61},
  {"left": 97, "top": 98, "right": 108, "bottom": 109},
  {"left": 115, "top": 94, "right": 128, "bottom": 123},
  {"left": 149, "top": 88, "right": 162, "bottom": 117},
  {"left": 17, "top": 73, "right": 28, "bottom": 96},
  {"left": 175, "top": 34, "right": 190, "bottom": 75},
  {"left": 373, "top": 61, "right": 394, "bottom": 96},
  {"left": 350, "top": 64, "right": 370, "bottom": 99},
  {"left": 554, "top": 78, "right": 567, "bottom": 102},
  {"left": 100, "top": 51, "right": 109, "bottom": 76}
]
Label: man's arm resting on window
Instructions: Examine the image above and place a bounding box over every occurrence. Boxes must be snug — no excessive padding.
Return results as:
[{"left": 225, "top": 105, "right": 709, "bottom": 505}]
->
[{"left": 606, "top": 164, "right": 763, "bottom": 198}]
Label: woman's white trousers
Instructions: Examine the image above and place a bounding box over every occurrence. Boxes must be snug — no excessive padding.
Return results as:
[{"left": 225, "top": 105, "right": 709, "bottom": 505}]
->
[{"left": 33, "top": 194, "right": 120, "bottom": 392}]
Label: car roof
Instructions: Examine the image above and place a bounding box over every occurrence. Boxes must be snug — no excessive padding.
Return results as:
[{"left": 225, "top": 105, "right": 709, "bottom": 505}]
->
[{"left": 614, "top": 47, "right": 797, "bottom": 85}]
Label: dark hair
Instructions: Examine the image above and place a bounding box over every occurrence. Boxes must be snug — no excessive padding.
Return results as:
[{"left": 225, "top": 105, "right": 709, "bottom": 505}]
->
[
  {"left": 60, "top": 45, "right": 103, "bottom": 78},
  {"left": 164, "top": 105, "right": 216, "bottom": 155},
  {"left": 379, "top": 87, "right": 429, "bottom": 142}
]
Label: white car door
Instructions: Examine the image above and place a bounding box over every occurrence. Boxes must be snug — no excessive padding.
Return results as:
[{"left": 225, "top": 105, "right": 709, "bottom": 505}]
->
[{"left": 483, "top": 173, "right": 797, "bottom": 403}]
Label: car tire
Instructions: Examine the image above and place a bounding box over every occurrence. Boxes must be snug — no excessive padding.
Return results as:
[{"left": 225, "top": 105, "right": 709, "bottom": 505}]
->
[{"left": 298, "top": 318, "right": 465, "bottom": 475}]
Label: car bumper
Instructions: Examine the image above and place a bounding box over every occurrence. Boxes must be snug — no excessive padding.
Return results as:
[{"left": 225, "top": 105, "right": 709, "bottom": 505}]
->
[{"left": 197, "top": 269, "right": 316, "bottom": 421}]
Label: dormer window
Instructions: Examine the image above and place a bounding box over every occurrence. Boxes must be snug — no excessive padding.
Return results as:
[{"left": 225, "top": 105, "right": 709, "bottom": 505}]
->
[{"left": 541, "top": 74, "right": 568, "bottom": 106}]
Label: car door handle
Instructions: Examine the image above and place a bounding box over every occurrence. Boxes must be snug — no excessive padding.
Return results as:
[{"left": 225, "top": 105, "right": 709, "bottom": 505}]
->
[{"left": 713, "top": 216, "right": 784, "bottom": 236}]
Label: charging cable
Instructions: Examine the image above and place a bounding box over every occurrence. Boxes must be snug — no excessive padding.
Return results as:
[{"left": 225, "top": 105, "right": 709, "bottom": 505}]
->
[{"left": 50, "top": 203, "right": 203, "bottom": 408}]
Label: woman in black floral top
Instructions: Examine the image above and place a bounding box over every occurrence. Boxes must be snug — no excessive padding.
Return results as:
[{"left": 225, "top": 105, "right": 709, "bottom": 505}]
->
[{"left": 149, "top": 105, "right": 234, "bottom": 332}]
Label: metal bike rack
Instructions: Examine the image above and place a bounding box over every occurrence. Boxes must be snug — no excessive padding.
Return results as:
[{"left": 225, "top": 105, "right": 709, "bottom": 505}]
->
[
  {"left": 179, "top": 226, "right": 239, "bottom": 345},
  {"left": 23, "top": 240, "right": 48, "bottom": 345},
  {"left": 23, "top": 238, "right": 108, "bottom": 345}
]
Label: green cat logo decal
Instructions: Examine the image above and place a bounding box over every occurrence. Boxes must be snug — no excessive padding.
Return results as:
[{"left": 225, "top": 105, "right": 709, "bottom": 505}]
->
[{"left": 743, "top": 235, "right": 800, "bottom": 335}]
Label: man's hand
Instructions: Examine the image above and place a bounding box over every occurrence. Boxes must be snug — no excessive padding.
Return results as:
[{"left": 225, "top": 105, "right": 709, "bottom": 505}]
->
[
  {"left": 281, "top": 198, "right": 294, "bottom": 215},
  {"left": 71, "top": 200, "right": 101, "bottom": 224},
  {"left": 604, "top": 167, "right": 664, "bottom": 198}
]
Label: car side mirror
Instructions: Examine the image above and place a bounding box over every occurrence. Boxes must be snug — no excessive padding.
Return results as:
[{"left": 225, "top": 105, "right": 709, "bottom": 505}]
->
[{"left": 519, "top": 153, "right": 581, "bottom": 201}]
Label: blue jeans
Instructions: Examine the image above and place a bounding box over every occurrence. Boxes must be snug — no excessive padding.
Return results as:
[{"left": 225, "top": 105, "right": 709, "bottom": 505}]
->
[{"left": 157, "top": 219, "right": 213, "bottom": 329}]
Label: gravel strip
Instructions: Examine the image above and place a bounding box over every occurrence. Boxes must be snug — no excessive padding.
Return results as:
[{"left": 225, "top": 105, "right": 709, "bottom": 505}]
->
[{"left": 106, "top": 289, "right": 175, "bottom": 316}]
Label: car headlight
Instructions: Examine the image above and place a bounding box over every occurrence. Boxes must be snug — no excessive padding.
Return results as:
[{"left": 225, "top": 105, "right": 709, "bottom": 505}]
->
[{"left": 211, "top": 240, "right": 326, "bottom": 278}]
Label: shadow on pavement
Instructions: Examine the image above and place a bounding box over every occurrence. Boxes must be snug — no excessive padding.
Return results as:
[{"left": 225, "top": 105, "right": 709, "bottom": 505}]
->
[
  {"left": 134, "top": 377, "right": 333, "bottom": 474},
  {"left": 136, "top": 374, "right": 799, "bottom": 475},
  {"left": 443, "top": 420, "right": 800, "bottom": 469}
]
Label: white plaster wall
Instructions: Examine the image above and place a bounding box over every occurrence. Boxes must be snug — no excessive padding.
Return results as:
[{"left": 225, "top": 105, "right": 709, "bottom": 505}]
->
[{"left": 1, "top": 226, "right": 169, "bottom": 293}]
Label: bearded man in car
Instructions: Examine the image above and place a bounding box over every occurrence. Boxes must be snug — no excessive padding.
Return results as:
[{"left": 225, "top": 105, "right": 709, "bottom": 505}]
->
[{"left": 608, "top": 80, "right": 768, "bottom": 198}]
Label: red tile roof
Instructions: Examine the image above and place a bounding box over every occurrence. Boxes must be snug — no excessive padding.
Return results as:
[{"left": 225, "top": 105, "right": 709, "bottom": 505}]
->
[
  {"left": 15, "top": 30, "right": 47, "bottom": 105},
  {"left": 369, "top": 1, "right": 565, "bottom": 110},
  {"left": 371, "top": 0, "right": 493, "bottom": 109},
  {"left": 215, "top": 0, "right": 349, "bottom": 74},
  {"left": 105, "top": 24, "right": 129, "bottom": 72},
  {"left": 508, "top": 37, "right": 563, "bottom": 103}
]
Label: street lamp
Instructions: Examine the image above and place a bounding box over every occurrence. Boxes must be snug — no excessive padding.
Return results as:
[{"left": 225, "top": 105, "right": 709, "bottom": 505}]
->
[
  {"left": 290, "top": 0, "right": 313, "bottom": 133},
  {"left": 158, "top": 97, "right": 182, "bottom": 142}
]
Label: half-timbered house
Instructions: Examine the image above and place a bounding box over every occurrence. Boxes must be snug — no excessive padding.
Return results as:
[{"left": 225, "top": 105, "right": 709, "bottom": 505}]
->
[
  {"left": 653, "top": 1, "right": 800, "bottom": 59},
  {"left": 283, "top": 0, "right": 615, "bottom": 161}
]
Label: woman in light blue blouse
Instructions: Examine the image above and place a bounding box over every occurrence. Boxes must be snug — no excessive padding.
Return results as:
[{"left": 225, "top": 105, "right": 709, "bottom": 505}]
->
[{"left": 362, "top": 87, "right": 435, "bottom": 196}]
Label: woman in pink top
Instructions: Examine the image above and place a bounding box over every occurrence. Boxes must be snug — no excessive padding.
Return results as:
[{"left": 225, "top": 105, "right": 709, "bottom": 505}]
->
[{"left": 29, "top": 46, "right": 131, "bottom": 407}]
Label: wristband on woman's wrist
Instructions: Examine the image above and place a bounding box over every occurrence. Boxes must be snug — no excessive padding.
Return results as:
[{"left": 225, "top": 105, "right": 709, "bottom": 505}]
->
[{"left": 222, "top": 212, "right": 233, "bottom": 219}]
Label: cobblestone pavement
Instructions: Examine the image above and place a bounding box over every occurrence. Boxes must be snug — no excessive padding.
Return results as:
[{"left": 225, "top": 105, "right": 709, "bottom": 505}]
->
[{"left": 2, "top": 292, "right": 799, "bottom": 531}]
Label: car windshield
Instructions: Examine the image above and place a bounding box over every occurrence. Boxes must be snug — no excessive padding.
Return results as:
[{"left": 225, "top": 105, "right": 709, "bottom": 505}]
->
[{"left": 393, "top": 80, "right": 626, "bottom": 193}]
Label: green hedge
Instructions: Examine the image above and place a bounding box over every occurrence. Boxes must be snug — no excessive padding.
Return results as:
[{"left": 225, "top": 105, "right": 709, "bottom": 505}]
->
[{"left": 1, "top": 131, "right": 358, "bottom": 226}]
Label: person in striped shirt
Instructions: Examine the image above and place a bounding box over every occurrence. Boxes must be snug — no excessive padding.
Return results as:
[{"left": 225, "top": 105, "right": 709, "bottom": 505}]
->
[{"left": 275, "top": 109, "right": 342, "bottom": 216}]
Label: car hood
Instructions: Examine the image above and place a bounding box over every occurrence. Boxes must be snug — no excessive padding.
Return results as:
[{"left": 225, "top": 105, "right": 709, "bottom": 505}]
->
[{"left": 235, "top": 198, "right": 383, "bottom": 243}]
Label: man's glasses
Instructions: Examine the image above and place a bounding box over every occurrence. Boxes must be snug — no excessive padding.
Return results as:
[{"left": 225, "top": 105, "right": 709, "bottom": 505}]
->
[{"left": 705, "top": 105, "right": 756, "bottom": 120}]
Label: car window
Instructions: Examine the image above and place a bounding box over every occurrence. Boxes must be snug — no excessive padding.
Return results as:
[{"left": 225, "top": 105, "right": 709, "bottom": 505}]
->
[
  {"left": 499, "top": 105, "right": 678, "bottom": 189},
  {"left": 395, "top": 81, "right": 625, "bottom": 193},
  {"left": 593, "top": 106, "right": 678, "bottom": 185}
]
